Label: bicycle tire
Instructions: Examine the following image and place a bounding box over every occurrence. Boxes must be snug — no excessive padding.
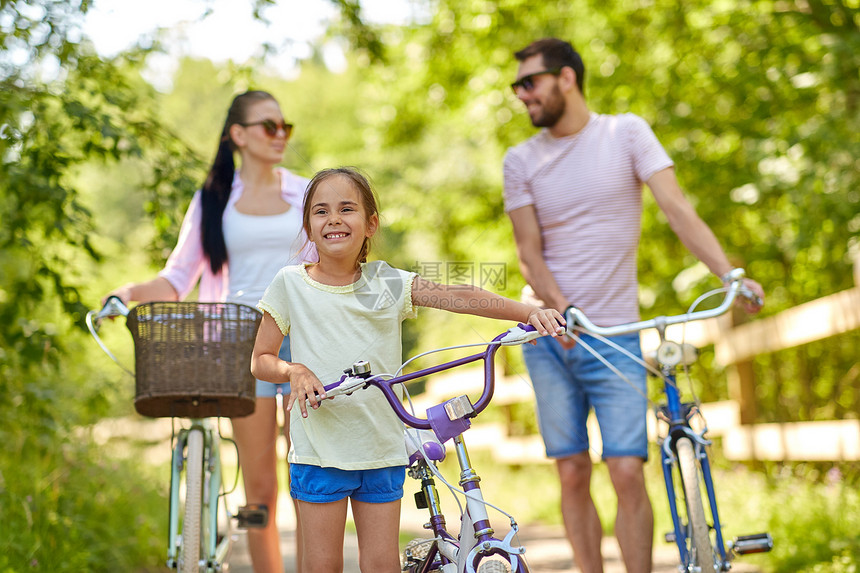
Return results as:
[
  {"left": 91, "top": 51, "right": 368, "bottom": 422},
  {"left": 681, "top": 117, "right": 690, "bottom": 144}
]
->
[
  {"left": 402, "top": 538, "right": 441, "bottom": 572},
  {"left": 476, "top": 557, "right": 512, "bottom": 573},
  {"left": 180, "top": 429, "right": 204, "bottom": 573},
  {"left": 676, "top": 437, "right": 715, "bottom": 569}
]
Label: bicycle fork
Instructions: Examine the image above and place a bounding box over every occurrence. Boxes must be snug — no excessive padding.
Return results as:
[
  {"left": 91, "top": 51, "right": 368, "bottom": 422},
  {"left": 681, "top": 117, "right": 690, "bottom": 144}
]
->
[
  {"left": 453, "top": 435, "right": 527, "bottom": 573},
  {"left": 408, "top": 460, "right": 456, "bottom": 572},
  {"left": 659, "top": 368, "right": 772, "bottom": 571},
  {"left": 407, "top": 434, "right": 527, "bottom": 573}
]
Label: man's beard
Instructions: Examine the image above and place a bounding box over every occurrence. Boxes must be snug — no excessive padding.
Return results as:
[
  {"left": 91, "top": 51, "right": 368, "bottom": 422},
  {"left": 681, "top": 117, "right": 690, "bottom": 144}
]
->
[{"left": 530, "top": 84, "right": 565, "bottom": 128}]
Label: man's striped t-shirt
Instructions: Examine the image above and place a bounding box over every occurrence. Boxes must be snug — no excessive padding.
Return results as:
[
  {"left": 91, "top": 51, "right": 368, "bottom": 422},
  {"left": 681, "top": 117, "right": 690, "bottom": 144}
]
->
[{"left": 503, "top": 112, "right": 674, "bottom": 326}]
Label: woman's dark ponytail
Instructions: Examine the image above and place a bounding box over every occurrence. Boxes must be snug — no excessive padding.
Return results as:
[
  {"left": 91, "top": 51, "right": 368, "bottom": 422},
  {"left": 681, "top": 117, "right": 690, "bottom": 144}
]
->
[
  {"left": 200, "top": 134, "right": 234, "bottom": 273},
  {"left": 199, "top": 90, "right": 275, "bottom": 274}
]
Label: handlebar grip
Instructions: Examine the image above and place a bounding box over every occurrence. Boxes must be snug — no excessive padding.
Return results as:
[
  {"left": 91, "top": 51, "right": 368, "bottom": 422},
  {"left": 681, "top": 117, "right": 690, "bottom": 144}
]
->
[
  {"left": 304, "top": 375, "right": 368, "bottom": 408},
  {"left": 499, "top": 324, "right": 542, "bottom": 346},
  {"left": 738, "top": 286, "right": 763, "bottom": 308},
  {"left": 97, "top": 295, "right": 130, "bottom": 320}
]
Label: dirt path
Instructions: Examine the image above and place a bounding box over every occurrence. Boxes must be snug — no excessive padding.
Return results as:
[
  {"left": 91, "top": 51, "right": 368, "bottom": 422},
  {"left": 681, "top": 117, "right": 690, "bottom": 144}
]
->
[{"left": 226, "top": 498, "right": 763, "bottom": 572}]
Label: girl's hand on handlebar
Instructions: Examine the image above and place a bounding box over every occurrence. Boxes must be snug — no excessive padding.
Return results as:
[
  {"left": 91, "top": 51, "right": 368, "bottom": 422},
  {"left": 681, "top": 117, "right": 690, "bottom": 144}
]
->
[
  {"left": 525, "top": 308, "right": 566, "bottom": 342},
  {"left": 286, "top": 364, "right": 327, "bottom": 418}
]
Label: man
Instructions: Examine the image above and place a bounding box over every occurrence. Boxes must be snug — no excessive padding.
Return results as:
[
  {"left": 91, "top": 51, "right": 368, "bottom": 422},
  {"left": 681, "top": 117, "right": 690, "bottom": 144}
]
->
[{"left": 503, "top": 38, "right": 764, "bottom": 573}]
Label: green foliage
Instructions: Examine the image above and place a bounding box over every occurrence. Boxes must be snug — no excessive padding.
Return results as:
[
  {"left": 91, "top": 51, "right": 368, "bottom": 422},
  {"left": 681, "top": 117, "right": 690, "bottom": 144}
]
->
[
  {"left": 744, "top": 465, "right": 860, "bottom": 572},
  {"left": 0, "top": 440, "right": 166, "bottom": 571},
  {"left": 0, "top": 2, "right": 199, "bottom": 569},
  {"left": 2, "top": 0, "right": 859, "bottom": 570}
]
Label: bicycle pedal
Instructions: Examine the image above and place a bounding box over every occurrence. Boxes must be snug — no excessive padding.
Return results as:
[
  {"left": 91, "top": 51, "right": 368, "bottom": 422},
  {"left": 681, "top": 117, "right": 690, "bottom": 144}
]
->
[
  {"left": 730, "top": 533, "right": 773, "bottom": 555},
  {"left": 236, "top": 504, "right": 269, "bottom": 529}
]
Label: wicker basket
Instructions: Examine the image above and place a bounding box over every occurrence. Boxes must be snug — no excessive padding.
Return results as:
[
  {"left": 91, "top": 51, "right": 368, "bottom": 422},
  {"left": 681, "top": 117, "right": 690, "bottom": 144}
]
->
[{"left": 127, "top": 302, "right": 262, "bottom": 418}]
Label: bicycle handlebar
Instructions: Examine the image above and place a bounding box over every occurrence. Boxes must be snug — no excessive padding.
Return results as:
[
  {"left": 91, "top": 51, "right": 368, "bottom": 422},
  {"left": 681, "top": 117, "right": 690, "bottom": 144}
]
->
[
  {"left": 319, "top": 325, "right": 540, "bottom": 434},
  {"left": 86, "top": 295, "right": 130, "bottom": 333},
  {"left": 565, "top": 268, "right": 761, "bottom": 337}
]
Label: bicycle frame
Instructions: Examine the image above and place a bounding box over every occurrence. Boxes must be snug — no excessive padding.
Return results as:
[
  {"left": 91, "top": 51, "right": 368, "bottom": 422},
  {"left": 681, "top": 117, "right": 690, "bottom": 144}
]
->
[
  {"left": 321, "top": 326, "right": 539, "bottom": 573},
  {"left": 86, "top": 298, "right": 260, "bottom": 573}
]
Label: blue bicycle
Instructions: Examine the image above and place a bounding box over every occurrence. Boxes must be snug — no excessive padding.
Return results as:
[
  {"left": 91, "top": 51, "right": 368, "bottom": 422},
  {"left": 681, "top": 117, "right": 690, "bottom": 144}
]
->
[{"left": 565, "top": 268, "right": 772, "bottom": 572}]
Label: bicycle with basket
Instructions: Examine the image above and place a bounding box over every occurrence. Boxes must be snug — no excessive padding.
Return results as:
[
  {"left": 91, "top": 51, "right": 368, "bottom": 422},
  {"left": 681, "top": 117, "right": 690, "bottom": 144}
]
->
[
  {"left": 88, "top": 297, "right": 269, "bottom": 573},
  {"left": 564, "top": 268, "right": 773, "bottom": 572}
]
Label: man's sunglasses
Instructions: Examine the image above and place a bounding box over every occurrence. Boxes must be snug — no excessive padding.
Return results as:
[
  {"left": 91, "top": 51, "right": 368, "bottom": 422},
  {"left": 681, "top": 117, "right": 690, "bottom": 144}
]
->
[
  {"left": 239, "top": 119, "right": 293, "bottom": 137},
  {"left": 510, "top": 67, "right": 563, "bottom": 93}
]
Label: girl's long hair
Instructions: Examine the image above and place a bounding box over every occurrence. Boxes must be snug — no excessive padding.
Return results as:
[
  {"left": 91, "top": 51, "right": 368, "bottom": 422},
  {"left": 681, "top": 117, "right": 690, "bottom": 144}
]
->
[{"left": 200, "top": 90, "right": 275, "bottom": 274}]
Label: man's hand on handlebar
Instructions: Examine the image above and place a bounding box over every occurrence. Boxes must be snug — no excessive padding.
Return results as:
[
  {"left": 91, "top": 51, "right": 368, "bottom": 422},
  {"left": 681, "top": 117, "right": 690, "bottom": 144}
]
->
[{"left": 735, "top": 277, "right": 765, "bottom": 314}]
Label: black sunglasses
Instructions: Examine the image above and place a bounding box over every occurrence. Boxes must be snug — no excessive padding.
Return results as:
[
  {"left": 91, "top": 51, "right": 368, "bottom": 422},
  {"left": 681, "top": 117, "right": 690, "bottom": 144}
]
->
[
  {"left": 510, "top": 67, "right": 563, "bottom": 93},
  {"left": 239, "top": 119, "right": 293, "bottom": 137}
]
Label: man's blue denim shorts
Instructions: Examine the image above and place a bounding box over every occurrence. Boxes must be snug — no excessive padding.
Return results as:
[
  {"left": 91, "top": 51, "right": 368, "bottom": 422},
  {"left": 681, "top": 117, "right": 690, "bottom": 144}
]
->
[
  {"left": 522, "top": 332, "right": 648, "bottom": 460},
  {"left": 255, "top": 336, "right": 291, "bottom": 398},
  {"left": 289, "top": 463, "right": 406, "bottom": 503}
]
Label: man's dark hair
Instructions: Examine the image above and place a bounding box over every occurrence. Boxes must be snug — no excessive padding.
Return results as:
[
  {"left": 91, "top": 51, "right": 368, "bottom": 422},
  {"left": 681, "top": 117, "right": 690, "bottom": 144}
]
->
[{"left": 515, "top": 38, "right": 585, "bottom": 96}]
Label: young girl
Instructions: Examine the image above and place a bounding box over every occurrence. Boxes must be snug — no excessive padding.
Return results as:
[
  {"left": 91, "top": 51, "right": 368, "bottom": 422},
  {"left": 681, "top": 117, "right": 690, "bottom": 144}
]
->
[{"left": 250, "top": 167, "right": 565, "bottom": 573}]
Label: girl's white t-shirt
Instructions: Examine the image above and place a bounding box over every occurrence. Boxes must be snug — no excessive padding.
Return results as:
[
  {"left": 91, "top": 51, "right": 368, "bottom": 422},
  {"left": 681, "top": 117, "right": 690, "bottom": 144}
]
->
[
  {"left": 258, "top": 261, "right": 417, "bottom": 470},
  {"left": 223, "top": 205, "right": 304, "bottom": 306}
]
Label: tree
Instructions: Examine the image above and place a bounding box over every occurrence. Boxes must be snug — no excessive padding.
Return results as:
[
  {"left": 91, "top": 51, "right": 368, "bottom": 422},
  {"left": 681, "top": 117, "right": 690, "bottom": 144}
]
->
[
  {"left": 0, "top": 1, "right": 200, "bottom": 568},
  {"left": 344, "top": 0, "right": 859, "bottom": 417}
]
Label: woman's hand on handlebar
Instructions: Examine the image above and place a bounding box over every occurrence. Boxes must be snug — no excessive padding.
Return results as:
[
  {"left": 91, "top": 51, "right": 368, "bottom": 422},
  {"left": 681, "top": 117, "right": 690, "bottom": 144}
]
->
[
  {"left": 102, "top": 277, "right": 180, "bottom": 307},
  {"left": 286, "top": 363, "right": 328, "bottom": 418},
  {"left": 525, "top": 307, "right": 567, "bottom": 343},
  {"left": 102, "top": 285, "right": 133, "bottom": 307}
]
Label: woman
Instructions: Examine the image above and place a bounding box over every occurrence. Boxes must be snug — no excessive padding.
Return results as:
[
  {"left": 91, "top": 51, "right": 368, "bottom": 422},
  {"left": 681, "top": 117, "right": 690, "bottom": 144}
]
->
[{"left": 106, "top": 90, "right": 311, "bottom": 573}]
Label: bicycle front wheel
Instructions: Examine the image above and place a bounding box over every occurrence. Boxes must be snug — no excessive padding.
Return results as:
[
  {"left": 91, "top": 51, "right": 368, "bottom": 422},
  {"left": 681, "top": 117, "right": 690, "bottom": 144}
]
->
[
  {"left": 402, "top": 538, "right": 434, "bottom": 572},
  {"left": 476, "top": 558, "right": 512, "bottom": 573},
  {"left": 180, "top": 429, "right": 204, "bottom": 573},
  {"left": 676, "top": 436, "right": 714, "bottom": 569}
]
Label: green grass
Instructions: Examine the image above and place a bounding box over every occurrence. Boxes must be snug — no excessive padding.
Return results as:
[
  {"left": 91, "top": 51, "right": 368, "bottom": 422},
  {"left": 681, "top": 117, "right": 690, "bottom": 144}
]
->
[{"left": 0, "top": 438, "right": 167, "bottom": 572}]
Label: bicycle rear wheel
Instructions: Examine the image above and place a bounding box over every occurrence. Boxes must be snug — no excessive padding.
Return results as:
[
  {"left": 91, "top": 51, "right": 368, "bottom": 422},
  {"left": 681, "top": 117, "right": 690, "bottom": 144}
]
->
[
  {"left": 180, "top": 429, "right": 204, "bottom": 573},
  {"left": 676, "top": 437, "right": 715, "bottom": 570}
]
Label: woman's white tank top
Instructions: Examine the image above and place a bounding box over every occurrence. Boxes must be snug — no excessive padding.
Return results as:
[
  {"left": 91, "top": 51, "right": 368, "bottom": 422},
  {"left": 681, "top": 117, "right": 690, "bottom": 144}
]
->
[{"left": 223, "top": 204, "right": 304, "bottom": 306}]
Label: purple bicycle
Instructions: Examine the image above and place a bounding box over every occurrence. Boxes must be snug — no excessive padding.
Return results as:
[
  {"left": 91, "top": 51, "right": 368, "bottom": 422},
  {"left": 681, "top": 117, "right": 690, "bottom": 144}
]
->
[{"left": 314, "top": 324, "right": 544, "bottom": 573}]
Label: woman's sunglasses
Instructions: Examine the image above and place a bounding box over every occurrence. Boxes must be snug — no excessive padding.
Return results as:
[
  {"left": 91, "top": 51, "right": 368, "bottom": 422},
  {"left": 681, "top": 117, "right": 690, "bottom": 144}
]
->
[{"left": 239, "top": 119, "right": 293, "bottom": 137}]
